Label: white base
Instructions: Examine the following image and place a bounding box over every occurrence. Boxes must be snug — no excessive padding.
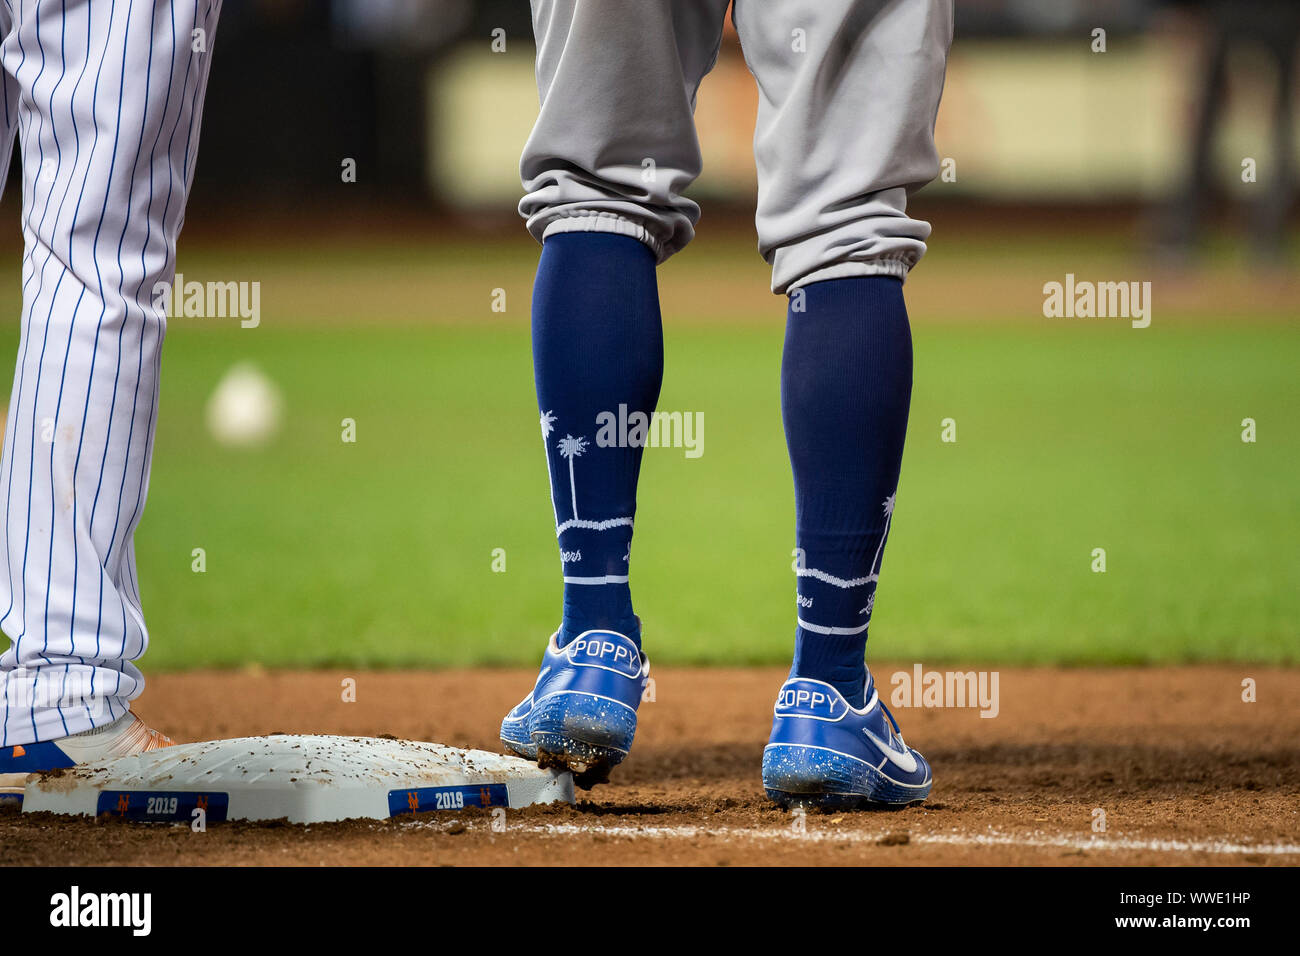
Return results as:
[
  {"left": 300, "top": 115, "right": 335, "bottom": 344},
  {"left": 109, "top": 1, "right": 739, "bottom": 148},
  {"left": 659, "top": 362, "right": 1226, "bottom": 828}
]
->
[{"left": 20, "top": 735, "right": 573, "bottom": 824}]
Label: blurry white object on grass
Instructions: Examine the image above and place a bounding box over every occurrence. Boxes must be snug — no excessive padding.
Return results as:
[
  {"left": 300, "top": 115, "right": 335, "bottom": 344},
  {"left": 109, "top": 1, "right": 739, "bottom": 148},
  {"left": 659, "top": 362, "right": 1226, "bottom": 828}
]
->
[{"left": 205, "top": 362, "right": 282, "bottom": 448}]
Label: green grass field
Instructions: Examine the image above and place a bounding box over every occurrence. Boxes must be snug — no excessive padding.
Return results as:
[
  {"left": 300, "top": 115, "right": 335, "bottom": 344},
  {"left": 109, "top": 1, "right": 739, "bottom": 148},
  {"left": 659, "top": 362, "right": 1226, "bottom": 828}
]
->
[{"left": 0, "top": 230, "right": 1295, "bottom": 668}]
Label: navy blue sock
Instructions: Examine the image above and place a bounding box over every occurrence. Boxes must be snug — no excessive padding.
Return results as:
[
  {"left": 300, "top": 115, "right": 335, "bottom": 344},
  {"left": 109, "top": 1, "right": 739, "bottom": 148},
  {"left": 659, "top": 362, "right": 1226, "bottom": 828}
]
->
[
  {"left": 782, "top": 277, "right": 913, "bottom": 707},
  {"left": 532, "top": 233, "right": 663, "bottom": 647}
]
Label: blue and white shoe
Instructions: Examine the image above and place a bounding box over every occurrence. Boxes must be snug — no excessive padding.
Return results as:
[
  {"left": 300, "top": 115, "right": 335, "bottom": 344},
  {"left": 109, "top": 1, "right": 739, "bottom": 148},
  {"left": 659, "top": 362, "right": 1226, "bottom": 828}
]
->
[
  {"left": 0, "top": 712, "right": 174, "bottom": 804},
  {"left": 500, "top": 628, "right": 649, "bottom": 789},
  {"left": 762, "top": 672, "right": 932, "bottom": 809}
]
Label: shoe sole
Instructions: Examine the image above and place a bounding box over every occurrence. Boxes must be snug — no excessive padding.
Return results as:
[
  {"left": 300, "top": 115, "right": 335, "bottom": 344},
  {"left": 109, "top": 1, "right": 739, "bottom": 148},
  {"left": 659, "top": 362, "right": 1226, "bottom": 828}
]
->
[
  {"left": 501, "top": 691, "right": 636, "bottom": 791},
  {"left": 534, "top": 738, "right": 622, "bottom": 790},
  {"left": 762, "top": 744, "right": 931, "bottom": 809},
  {"left": 1, "top": 776, "right": 26, "bottom": 810},
  {"left": 499, "top": 724, "right": 537, "bottom": 762}
]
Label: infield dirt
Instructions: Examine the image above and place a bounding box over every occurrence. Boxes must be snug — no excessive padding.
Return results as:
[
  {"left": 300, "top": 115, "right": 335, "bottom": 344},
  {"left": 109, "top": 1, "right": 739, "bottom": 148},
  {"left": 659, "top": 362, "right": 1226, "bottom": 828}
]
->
[{"left": 2, "top": 666, "right": 1296, "bottom": 866}]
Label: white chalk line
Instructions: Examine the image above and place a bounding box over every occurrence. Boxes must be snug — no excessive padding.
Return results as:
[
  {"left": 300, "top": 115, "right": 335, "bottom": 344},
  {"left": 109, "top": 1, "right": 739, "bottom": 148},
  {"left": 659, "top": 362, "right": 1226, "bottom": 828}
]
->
[{"left": 414, "top": 820, "right": 1300, "bottom": 857}]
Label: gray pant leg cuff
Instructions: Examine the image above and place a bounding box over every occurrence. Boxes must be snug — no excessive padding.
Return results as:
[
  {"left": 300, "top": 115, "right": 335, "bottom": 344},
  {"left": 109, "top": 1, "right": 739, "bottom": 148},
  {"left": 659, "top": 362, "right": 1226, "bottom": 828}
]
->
[
  {"left": 784, "top": 256, "right": 914, "bottom": 294},
  {"left": 541, "top": 213, "right": 666, "bottom": 261}
]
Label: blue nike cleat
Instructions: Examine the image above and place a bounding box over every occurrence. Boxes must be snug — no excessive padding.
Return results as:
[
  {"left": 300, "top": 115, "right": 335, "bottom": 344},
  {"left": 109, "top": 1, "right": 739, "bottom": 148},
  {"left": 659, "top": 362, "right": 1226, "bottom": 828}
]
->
[
  {"left": 762, "top": 673, "right": 932, "bottom": 809},
  {"left": 501, "top": 628, "right": 649, "bottom": 790}
]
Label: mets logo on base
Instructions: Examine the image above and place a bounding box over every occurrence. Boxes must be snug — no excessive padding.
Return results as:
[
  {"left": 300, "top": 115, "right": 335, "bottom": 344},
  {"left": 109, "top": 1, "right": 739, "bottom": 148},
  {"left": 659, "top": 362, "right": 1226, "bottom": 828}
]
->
[
  {"left": 95, "top": 790, "right": 229, "bottom": 822},
  {"left": 388, "top": 783, "right": 508, "bottom": 816}
]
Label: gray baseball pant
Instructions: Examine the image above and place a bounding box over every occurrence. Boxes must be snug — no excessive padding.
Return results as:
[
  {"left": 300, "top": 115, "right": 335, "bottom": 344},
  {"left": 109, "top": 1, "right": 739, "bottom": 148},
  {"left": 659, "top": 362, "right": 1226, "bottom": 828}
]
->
[{"left": 519, "top": 0, "right": 953, "bottom": 293}]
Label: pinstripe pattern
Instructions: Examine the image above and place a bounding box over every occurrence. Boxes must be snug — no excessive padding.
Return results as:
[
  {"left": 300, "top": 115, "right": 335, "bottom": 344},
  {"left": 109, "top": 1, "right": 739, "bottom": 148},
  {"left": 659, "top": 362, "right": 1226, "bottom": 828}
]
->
[{"left": 0, "top": 0, "right": 220, "bottom": 746}]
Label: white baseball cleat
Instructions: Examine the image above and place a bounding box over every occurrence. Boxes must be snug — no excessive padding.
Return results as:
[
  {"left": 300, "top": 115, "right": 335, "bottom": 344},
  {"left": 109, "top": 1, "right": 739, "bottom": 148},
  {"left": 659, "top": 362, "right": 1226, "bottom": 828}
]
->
[{"left": 0, "top": 712, "right": 174, "bottom": 799}]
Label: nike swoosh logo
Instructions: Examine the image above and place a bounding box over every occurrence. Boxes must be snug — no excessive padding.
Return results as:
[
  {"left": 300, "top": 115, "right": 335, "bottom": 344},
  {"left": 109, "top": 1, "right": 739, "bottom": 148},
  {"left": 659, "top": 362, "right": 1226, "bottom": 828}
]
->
[{"left": 863, "top": 726, "right": 919, "bottom": 774}]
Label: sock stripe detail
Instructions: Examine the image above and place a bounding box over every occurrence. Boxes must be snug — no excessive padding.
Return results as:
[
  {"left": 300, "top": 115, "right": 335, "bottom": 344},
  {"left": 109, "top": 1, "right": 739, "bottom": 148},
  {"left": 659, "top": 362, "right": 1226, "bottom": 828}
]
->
[
  {"left": 555, "top": 516, "right": 634, "bottom": 536},
  {"left": 796, "top": 567, "right": 879, "bottom": 589},
  {"left": 797, "top": 617, "right": 871, "bottom": 636},
  {"left": 562, "top": 574, "right": 631, "bottom": 585}
]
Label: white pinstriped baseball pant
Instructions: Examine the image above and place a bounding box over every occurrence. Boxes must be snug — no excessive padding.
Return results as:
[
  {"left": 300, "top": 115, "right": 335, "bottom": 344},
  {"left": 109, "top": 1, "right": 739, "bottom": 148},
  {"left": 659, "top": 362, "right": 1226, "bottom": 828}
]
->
[{"left": 0, "top": 0, "right": 220, "bottom": 746}]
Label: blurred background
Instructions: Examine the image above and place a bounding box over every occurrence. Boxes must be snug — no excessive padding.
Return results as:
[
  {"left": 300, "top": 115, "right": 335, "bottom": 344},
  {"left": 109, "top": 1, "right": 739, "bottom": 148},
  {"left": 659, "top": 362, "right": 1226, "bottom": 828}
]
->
[
  {"left": 187, "top": 0, "right": 1299, "bottom": 251},
  {"left": 1, "top": 0, "right": 1293, "bottom": 670}
]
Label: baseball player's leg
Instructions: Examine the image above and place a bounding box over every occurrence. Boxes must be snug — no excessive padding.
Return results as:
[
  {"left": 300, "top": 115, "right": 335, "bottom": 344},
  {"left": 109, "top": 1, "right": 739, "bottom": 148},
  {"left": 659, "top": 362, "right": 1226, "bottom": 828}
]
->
[
  {"left": 738, "top": 0, "right": 952, "bottom": 806},
  {"left": 519, "top": 0, "right": 731, "bottom": 261},
  {"left": 738, "top": 0, "right": 951, "bottom": 294},
  {"left": 0, "top": 0, "right": 221, "bottom": 755},
  {"left": 502, "top": 0, "right": 729, "bottom": 785}
]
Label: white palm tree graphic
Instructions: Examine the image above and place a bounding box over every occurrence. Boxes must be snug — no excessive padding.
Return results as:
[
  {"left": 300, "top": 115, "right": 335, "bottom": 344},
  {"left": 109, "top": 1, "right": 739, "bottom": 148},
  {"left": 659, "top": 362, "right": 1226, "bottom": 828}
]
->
[
  {"left": 857, "top": 494, "right": 897, "bottom": 619},
  {"left": 538, "top": 411, "right": 560, "bottom": 525},
  {"left": 868, "top": 493, "right": 896, "bottom": 579},
  {"left": 557, "top": 434, "right": 588, "bottom": 518}
]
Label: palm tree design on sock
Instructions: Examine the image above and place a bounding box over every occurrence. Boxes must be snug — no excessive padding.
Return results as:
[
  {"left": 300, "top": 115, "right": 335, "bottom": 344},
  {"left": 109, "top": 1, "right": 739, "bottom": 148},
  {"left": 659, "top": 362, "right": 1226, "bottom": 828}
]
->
[
  {"left": 869, "top": 493, "right": 896, "bottom": 576},
  {"left": 539, "top": 411, "right": 559, "bottom": 524},
  {"left": 557, "top": 434, "right": 588, "bottom": 519},
  {"left": 860, "top": 493, "right": 897, "bottom": 618}
]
